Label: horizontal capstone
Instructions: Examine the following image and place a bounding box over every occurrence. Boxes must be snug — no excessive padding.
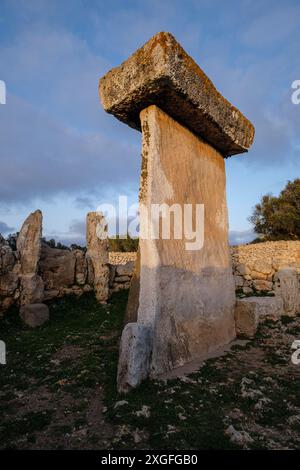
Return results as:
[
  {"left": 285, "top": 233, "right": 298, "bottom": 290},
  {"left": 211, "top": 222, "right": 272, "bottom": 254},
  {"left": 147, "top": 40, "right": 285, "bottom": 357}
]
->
[{"left": 99, "top": 32, "right": 254, "bottom": 157}]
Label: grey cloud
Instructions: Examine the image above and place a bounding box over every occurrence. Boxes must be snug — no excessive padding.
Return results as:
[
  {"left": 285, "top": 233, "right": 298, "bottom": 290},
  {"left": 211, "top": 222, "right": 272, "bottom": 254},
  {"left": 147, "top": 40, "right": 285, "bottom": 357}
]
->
[
  {"left": 0, "top": 221, "right": 15, "bottom": 235},
  {"left": 45, "top": 218, "right": 86, "bottom": 247},
  {"left": 74, "top": 196, "right": 97, "bottom": 210},
  {"left": 229, "top": 229, "right": 255, "bottom": 246},
  {"left": 0, "top": 94, "right": 140, "bottom": 204},
  {"left": 242, "top": 4, "right": 300, "bottom": 47},
  {"left": 0, "top": 0, "right": 299, "bottom": 212},
  {"left": 68, "top": 219, "right": 86, "bottom": 237}
]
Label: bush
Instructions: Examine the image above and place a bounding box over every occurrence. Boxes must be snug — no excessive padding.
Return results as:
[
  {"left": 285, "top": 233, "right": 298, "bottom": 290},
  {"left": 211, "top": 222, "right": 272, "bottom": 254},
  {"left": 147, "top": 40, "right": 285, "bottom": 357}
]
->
[{"left": 249, "top": 178, "right": 300, "bottom": 241}]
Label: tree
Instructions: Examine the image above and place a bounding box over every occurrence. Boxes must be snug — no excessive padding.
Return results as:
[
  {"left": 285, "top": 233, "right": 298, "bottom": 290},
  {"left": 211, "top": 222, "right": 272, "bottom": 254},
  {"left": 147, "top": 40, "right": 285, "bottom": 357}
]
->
[{"left": 249, "top": 178, "right": 300, "bottom": 240}]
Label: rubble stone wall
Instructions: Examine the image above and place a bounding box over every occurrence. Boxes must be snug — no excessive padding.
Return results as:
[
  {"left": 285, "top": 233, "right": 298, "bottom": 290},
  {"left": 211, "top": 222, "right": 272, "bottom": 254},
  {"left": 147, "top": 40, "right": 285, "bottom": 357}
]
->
[
  {"left": 108, "top": 253, "right": 135, "bottom": 294},
  {"left": 0, "top": 241, "right": 137, "bottom": 315},
  {"left": 2, "top": 239, "right": 300, "bottom": 314},
  {"left": 231, "top": 241, "right": 300, "bottom": 295}
]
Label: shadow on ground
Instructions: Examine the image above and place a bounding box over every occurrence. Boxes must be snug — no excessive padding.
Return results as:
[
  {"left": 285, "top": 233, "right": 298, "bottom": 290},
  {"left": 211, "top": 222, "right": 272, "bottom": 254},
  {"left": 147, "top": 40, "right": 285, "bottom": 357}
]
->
[{"left": 0, "top": 291, "right": 299, "bottom": 449}]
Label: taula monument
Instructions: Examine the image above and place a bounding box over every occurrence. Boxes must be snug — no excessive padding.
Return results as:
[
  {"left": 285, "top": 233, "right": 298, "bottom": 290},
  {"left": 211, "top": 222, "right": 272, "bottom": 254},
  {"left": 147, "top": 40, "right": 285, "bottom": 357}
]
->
[{"left": 99, "top": 32, "right": 255, "bottom": 393}]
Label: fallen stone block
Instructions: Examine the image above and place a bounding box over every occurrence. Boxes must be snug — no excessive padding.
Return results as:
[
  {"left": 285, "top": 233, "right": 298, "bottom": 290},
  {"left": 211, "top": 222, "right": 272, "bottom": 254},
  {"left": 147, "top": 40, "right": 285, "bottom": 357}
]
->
[
  {"left": 19, "top": 303, "right": 49, "bottom": 328},
  {"left": 235, "top": 297, "right": 283, "bottom": 338},
  {"left": 117, "top": 323, "right": 152, "bottom": 394}
]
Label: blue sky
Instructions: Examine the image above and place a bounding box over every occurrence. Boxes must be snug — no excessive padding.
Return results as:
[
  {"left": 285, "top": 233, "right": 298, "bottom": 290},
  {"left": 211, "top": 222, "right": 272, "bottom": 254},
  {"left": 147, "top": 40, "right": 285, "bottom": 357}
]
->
[{"left": 0, "top": 0, "right": 299, "bottom": 245}]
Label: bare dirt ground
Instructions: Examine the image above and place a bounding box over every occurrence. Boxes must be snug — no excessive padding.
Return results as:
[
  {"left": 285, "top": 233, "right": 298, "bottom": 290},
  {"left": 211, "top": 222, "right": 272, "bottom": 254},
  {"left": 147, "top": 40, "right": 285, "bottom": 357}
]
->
[{"left": 0, "top": 292, "right": 299, "bottom": 450}]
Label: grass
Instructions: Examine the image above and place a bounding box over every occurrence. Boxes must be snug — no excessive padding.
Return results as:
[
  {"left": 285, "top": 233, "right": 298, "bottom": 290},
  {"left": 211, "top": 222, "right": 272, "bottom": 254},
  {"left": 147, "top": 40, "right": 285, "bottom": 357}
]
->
[{"left": 0, "top": 291, "right": 300, "bottom": 449}]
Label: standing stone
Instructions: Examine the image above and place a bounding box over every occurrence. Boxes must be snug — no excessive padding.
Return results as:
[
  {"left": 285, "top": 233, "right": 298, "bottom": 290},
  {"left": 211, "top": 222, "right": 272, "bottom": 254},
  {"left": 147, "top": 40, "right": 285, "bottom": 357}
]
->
[
  {"left": 139, "top": 105, "right": 236, "bottom": 376},
  {"left": 274, "top": 268, "right": 299, "bottom": 316},
  {"left": 17, "top": 210, "right": 42, "bottom": 275},
  {"left": 99, "top": 32, "right": 254, "bottom": 390},
  {"left": 74, "top": 249, "right": 87, "bottom": 286},
  {"left": 124, "top": 248, "right": 140, "bottom": 325},
  {"left": 17, "top": 210, "right": 44, "bottom": 305},
  {"left": 86, "top": 212, "right": 109, "bottom": 303}
]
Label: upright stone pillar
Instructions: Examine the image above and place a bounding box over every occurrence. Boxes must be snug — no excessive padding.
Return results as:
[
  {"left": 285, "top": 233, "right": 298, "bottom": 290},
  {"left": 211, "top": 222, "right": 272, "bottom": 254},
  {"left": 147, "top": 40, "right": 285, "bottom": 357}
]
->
[
  {"left": 17, "top": 209, "right": 44, "bottom": 305},
  {"left": 86, "top": 212, "right": 109, "bottom": 303},
  {"left": 99, "top": 32, "right": 254, "bottom": 392}
]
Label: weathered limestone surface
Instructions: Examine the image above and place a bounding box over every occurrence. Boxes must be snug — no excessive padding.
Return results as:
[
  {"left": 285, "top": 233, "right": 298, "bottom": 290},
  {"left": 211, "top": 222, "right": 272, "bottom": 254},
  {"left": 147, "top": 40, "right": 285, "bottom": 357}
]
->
[
  {"left": 117, "top": 323, "right": 152, "bottom": 394},
  {"left": 19, "top": 274, "right": 44, "bottom": 305},
  {"left": 17, "top": 210, "right": 42, "bottom": 275},
  {"left": 0, "top": 238, "right": 19, "bottom": 312},
  {"left": 232, "top": 241, "right": 300, "bottom": 295},
  {"left": 20, "top": 303, "right": 49, "bottom": 328},
  {"left": 124, "top": 249, "right": 140, "bottom": 325},
  {"left": 1, "top": 212, "right": 127, "bottom": 313},
  {"left": 17, "top": 210, "right": 44, "bottom": 305},
  {"left": 274, "top": 268, "right": 299, "bottom": 317},
  {"left": 108, "top": 242, "right": 300, "bottom": 298},
  {"left": 235, "top": 297, "right": 284, "bottom": 338},
  {"left": 108, "top": 253, "right": 136, "bottom": 296},
  {"left": 75, "top": 250, "right": 87, "bottom": 285},
  {"left": 100, "top": 32, "right": 254, "bottom": 391},
  {"left": 136, "top": 106, "right": 236, "bottom": 377},
  {"left": 86, "top": 212, "right": 109, "bottom": 303},
  {"left": 39, "top": 244, "right": 76, "bottom": 291},
  {"left": 100, "top": 32, "right": 254, "bottom": 157}
]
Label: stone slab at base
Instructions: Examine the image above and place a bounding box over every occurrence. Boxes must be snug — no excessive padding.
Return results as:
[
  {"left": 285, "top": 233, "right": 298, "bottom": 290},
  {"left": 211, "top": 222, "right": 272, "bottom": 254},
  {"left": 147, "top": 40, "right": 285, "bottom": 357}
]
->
[
  {"left": 235, "top": 297, "right": 284, "bottom": 338},
  {"left": 19, "top": 303, "right": 49, "bottom": 328},
  {"left": 117, "top": 323, "right": 152, "bottom": 394}
]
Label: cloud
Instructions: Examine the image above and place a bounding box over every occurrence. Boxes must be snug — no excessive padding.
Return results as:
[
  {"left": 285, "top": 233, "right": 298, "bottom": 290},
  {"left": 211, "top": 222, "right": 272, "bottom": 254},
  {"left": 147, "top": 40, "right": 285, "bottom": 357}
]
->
[
  {"left": 242, "top": 4, "right": 300, "bottom": 47},
  {"left": 1, "top": 0, "right": 299, "bottom": 239},
  {"left": 74, "top": 196, "right": 96, "bottom": 210},
  {"left": 0, "top": 94, "right": 140, "bottom": 204},
  {"left": 0, "top": 22, "right": 141, "bottom": 205},
  {"left": 45, "top": 218, "right": 86, "bottom": 247},
  {"left": 68, "top": 219, "right": 86, "bottom": 238},
  {"left": 229, "top": 229, "right": 255, "bottom": 246},
  {"left": 0, "top": 221, "right": 15, "bottom": 235}
]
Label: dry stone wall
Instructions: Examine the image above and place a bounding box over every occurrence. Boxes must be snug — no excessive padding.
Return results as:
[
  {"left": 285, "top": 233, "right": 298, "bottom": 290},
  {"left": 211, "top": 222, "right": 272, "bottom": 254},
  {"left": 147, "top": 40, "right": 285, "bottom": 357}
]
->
[
  {"left": 0, "top": 227, "right": 136, "bottom": 315},
  {"left": 108, "top": 253, "right": 135, "bottom": 294},
  {"left": 231, "top": 241, "right": 300, "bottom": 295},
  {"left": 2, "top": 212, "right": 300, "bottom": 316}
]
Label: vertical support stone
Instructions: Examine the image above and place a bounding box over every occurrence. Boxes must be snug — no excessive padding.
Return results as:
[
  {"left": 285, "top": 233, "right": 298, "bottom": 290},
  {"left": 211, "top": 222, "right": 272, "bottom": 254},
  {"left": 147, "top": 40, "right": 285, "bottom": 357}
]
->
[
  {"left": 17, "top": 210, "right": 44, "bottom": 305},
  {"left": 124, "top": 247, "right": 140, "bottom": 325},
  {"left": 86, "top": 212, "right": 109, "bottom": 303},
  {"left": 138, "top": 106, "right": 236, "bottom": 376}
]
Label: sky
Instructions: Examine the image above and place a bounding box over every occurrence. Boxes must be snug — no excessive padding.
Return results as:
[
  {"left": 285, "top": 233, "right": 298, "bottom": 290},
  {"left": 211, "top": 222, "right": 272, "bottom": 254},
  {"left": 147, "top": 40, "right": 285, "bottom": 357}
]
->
[{"left": 0, "top": 0, "right": 299, "bottom": 246}]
